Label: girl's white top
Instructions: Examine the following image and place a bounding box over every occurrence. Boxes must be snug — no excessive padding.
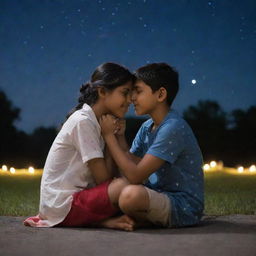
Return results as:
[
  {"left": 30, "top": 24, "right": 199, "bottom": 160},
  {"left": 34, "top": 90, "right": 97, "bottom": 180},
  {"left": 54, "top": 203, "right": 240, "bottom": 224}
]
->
[{"left": 37, "top": 103, "right": 104, "bottom": 227}]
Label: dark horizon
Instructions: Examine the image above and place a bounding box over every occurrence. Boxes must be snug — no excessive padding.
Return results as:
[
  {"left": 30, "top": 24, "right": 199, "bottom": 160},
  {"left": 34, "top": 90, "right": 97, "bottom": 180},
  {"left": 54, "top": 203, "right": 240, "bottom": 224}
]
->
[{"left": 1, "top": 87, "right": 256, "bottom": 167}]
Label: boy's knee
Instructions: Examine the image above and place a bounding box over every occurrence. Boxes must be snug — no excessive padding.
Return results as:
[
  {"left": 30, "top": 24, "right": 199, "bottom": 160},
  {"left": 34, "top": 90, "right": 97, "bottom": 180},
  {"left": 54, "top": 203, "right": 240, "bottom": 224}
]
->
[{"left": 119, "top": 185, "right": 147, "bottom": 211}]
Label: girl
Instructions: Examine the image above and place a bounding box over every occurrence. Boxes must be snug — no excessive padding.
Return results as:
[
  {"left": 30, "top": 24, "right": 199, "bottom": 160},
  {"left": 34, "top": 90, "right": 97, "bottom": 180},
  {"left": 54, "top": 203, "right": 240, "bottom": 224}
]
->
[{"left": 24, "top": 63, "right": 135, "bottom": 231}]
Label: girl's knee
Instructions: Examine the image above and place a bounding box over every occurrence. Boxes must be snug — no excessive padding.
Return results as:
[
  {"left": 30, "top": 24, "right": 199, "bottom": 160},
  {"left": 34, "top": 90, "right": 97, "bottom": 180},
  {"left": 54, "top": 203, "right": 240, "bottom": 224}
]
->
[
  {"left": 109, "top": 177, "right": 129, "bottom": 191},
  {"left": 108, "top": 178, "right": 130, "bottom": 205}
]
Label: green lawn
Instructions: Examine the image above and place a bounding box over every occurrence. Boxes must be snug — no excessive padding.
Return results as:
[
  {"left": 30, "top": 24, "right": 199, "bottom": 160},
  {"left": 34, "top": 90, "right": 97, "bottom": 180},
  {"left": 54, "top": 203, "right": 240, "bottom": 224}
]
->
[
  {"left": 0, "top": 169, "right": 255, "bottom": 216},
  {"left": 204, "top": 170, "right": 256, "bottom": 215},
  {"left": 0, "top": 171, "right": 41, "bottom": 216}
]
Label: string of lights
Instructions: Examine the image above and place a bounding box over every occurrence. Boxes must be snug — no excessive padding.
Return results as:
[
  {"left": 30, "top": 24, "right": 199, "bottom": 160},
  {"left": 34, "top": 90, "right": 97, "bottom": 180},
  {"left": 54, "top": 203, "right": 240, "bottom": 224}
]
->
[{"left": 1, "top": 162, "right": 255, "bottom": 176}]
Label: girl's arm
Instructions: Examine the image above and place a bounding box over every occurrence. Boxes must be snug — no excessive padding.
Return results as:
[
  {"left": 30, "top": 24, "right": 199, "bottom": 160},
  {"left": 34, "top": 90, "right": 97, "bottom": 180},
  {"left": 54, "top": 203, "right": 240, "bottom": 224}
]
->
[
  {"left": 73, "top": 118, "right": 116, "bottom": 185},
  {"left": 100, "top": 115, "right": 165, "bottom": 184},
  {"left": 104, "top": 144, "right": 120, "bottom": 177},
  {"left": 87, "top": 157, "right": 114, "bottom": 185}
]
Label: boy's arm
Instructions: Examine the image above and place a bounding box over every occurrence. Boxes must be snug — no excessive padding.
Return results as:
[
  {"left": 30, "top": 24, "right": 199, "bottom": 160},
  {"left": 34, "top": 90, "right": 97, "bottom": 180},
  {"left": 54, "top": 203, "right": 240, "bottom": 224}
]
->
[
  {"left": 115, "top": 119, "right": 141, "bottom": 164},
  {"left": 116, "top": 134, "right": 141, "bottom": 164},
  {"left": 104, "top": 133, "right": 165, "bottom": 184}
]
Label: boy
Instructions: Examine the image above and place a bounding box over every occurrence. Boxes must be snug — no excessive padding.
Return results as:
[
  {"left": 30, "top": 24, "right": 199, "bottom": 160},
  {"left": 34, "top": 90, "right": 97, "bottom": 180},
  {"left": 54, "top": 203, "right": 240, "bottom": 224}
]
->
[{"left": 100, "top": 63, "right": 204, "bottom": 228}]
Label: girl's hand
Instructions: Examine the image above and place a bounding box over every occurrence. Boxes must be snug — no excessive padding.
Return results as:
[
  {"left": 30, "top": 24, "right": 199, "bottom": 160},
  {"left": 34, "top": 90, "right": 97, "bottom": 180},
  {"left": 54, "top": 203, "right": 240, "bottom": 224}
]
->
[
  {"left": 100, "top": 114, "right": 119, "bottom": 137},
  {"left": 115, "top": 119, "right": 126, "bottom": 136}
]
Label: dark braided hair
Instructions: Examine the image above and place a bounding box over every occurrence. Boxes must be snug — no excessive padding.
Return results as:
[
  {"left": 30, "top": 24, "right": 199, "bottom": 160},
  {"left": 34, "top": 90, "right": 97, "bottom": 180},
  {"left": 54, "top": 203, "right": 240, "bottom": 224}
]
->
[{"left": 67, "top": 62, "right": 135, "bottom": 118}]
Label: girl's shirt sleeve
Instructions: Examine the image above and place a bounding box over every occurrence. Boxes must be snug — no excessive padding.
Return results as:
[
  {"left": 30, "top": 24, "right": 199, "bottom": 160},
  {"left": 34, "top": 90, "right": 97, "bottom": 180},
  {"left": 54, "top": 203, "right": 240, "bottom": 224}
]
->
[
  {"left": 147, "top": 121, "right": 184, "bottom": 164},
  {"left": 72, "top": 118, "right": 103, "bottom": 163}
]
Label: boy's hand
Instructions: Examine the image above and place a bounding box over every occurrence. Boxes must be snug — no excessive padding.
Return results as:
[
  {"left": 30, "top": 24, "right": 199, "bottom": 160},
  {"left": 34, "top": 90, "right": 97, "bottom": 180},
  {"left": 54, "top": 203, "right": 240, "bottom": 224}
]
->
[{"left": 100, "top": 114, "right": 119, "bottom": 137}]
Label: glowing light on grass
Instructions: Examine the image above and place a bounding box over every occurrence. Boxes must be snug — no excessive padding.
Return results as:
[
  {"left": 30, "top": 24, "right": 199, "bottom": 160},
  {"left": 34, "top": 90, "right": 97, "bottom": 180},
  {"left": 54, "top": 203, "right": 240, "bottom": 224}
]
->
[
  {"left": 210, "top": 161, "right": 217, "bottom": 168},
  {"left": 237, "top": 166, "right": 244, "bottom": 173},
  {"left": 1, "top": 165, "right": 8, "bottom": 171},
  {"left": 10, "top": 167, "right": 16, "bottom": 174},
  {"left": 28, "top": 167, "right": 35, "bottom": 174},
  {"left": 249, "top": 165, "right": 256, "bottom": 172},
  {"left": 203, "top": 164, "right": 210, "bottom": 171}
]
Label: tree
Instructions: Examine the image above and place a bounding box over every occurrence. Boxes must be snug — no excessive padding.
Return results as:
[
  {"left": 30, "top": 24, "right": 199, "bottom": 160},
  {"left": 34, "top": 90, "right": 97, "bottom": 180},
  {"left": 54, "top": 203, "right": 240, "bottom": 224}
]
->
[
  {"left": 125, "top": 117, "right": 148, "bottom": 146},
  {"left": 227, "top": 106, "right": 256, "bottom": 165},
  {"left": 0, "top": 90, "right": 24, "bottom": 165},
  {"left": 28, "top": 127, "right": 57, "bottom": 167},
  {"left": 183, "top": 100, "right": 227, "bottom": 161}
]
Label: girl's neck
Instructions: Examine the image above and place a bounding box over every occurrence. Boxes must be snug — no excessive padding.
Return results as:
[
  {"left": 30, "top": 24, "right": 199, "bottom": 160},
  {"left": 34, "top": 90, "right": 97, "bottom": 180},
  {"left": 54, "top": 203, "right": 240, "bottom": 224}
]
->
[
  {"left": 150, "top": 104, "right": 170, "bottom": 130},
  {"left": 91, "top": 102, "right": 106, "bottom": 121}
]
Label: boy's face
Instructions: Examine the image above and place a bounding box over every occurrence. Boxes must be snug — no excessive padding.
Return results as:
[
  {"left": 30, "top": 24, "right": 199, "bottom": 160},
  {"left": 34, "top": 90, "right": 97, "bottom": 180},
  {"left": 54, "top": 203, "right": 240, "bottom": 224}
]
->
[{"left": 132, "top": 80, "right": 159, "bottom": 116}]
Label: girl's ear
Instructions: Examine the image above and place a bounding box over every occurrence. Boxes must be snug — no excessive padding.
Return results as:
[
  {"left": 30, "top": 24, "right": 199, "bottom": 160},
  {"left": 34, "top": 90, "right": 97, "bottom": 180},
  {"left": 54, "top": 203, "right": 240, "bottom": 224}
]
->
[
  {"left": 158, "top": 87, "right": 167, "bottom": 102},
  {"left": 97, "top": 87, "right": 106, "bottom": 98}
]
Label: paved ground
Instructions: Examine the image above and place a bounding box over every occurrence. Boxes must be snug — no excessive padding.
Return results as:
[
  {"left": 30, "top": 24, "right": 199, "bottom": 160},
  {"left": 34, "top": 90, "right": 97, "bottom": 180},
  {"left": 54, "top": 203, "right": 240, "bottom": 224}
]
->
[{"left": 0, "top": 215, "right": 255, "bottom": 256}]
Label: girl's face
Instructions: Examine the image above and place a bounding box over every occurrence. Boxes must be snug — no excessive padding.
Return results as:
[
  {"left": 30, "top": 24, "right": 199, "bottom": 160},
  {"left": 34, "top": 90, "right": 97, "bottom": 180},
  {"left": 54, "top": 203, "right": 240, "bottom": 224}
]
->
[
  {"left": 104, "top": 81, "right": 133, "bottom": 118},
  {"left": 131, "top": 80, "right": 158, "bottom": 116}
]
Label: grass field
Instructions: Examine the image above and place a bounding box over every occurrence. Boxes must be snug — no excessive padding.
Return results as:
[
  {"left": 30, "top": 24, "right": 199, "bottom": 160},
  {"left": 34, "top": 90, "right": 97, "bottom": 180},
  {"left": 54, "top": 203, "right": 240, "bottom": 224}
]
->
[{"left": 0, "top": 168, "right": 256, "bottom": 216}]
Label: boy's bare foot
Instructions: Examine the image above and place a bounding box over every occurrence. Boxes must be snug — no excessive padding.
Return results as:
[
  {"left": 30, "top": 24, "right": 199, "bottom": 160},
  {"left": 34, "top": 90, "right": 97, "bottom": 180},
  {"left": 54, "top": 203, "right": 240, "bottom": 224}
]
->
[{"left": 100, "top": 215, "right": 135, "bottom": 231}]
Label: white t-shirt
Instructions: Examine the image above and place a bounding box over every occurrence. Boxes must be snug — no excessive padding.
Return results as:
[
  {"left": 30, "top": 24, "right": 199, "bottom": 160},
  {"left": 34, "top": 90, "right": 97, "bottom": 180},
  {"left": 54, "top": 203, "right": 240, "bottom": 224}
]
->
[{"left": 38, "top": 103, "right": 104, "bottom": 227}]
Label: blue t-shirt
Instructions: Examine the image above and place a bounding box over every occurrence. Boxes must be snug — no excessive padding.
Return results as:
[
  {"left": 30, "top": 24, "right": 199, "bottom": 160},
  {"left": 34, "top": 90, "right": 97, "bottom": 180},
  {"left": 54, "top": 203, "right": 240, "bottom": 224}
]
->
[{"left": 130, "top": 109, "right": 204, "bottom": 227}]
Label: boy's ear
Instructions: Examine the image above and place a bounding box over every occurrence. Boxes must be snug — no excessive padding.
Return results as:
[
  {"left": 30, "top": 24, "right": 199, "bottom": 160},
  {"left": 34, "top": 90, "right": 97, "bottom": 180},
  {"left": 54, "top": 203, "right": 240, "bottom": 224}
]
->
[{"left": 158, "top": 87, "right": 167, "bottom": 102}]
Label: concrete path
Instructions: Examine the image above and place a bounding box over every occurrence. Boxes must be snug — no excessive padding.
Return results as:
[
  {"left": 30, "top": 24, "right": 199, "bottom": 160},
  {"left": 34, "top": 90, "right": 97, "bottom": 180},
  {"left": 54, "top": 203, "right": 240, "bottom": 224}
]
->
[{"left": 0, "top": 215, "right": 256, "bottom": 256}]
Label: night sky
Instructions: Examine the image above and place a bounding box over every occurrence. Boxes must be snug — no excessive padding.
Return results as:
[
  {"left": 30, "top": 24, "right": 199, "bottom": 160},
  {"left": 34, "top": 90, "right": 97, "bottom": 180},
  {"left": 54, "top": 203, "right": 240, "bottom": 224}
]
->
[{"left": 1, "top": 0, "right": 256, "bottom": 133}]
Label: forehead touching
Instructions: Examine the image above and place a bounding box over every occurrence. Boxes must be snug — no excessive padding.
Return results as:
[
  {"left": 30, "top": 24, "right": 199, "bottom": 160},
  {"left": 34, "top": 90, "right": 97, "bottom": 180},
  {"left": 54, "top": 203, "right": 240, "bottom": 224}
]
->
[
  {"left": 115, "top": 81, "right": 133, "bottom": 90},
  {"left": 133, "top": 79, "right": 150, "bottom": 90}
]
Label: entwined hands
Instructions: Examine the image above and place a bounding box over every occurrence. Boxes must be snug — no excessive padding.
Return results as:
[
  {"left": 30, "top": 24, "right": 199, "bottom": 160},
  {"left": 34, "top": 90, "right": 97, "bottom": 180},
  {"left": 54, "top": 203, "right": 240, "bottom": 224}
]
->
[{"left": 99, "top": 114, "right": 126, "bottom": 137}]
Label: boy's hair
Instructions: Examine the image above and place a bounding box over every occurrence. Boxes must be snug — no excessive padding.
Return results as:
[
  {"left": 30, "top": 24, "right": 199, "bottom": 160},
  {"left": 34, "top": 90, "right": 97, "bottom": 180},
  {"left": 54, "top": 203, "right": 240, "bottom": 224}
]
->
[{"left": 134, "top": 63, "right": 179, "bottom": 106}]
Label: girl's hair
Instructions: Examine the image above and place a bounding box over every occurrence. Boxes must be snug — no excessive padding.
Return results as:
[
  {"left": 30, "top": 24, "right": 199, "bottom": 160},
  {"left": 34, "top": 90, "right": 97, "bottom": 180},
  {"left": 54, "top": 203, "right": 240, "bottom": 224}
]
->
[{"left": 67, "top": 62, "right": 134, "bottom": 118}]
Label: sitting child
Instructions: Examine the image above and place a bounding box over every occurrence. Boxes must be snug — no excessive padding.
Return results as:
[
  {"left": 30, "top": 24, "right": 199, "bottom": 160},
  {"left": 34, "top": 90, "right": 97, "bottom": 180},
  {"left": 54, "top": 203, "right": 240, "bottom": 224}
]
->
[
  {"left": 24, "top": 62, "right": 136, "bottom": 231},
  {"left": 100, "top": 63, "right": 204, "bottom": 228}
]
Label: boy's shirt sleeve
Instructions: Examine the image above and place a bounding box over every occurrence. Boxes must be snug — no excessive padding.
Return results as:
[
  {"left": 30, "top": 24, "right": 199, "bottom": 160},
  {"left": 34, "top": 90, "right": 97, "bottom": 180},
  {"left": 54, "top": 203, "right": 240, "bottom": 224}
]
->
[
  {"left": 147, "top": 121, "right": 184, "bottom": 164},
  {"left": 72, "top": 118, "right": 104, "bottom": 163},
  {"left": 130, "top": 124, "right": 145, "bottom": 158}
]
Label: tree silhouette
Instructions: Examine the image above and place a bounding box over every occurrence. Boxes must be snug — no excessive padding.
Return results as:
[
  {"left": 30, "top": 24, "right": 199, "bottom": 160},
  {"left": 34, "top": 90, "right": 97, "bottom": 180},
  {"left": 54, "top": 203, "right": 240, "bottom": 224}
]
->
[
  {"left": 0, "top": 90, "right": 20, "bottom": 132},
  {"left": 28, "top": 127, "right": 57, "bottom": 167},
  {"left": 1, "top": 90, "right": 255, "bottom": 167},
  {"left": 226, "top": 106, "right": 256, "bottom": 165},
  {"left": 0, "top": 90, "right": 25, "bottom": 165},
  {"left": 0, "top": 90, "right": 57, "bottom": 167},
  {"left": 183, "top": 100, "right": 227, "bottom": 162},
  {"left": 125, "top": 117, "right": 148, "bottom": 146}
]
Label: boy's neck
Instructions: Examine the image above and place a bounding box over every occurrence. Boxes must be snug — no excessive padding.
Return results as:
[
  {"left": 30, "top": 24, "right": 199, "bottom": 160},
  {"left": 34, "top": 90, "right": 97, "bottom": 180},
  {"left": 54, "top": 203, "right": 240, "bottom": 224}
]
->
[{"left": 150, "top": 104, "right": 170, "bottom": 129}]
